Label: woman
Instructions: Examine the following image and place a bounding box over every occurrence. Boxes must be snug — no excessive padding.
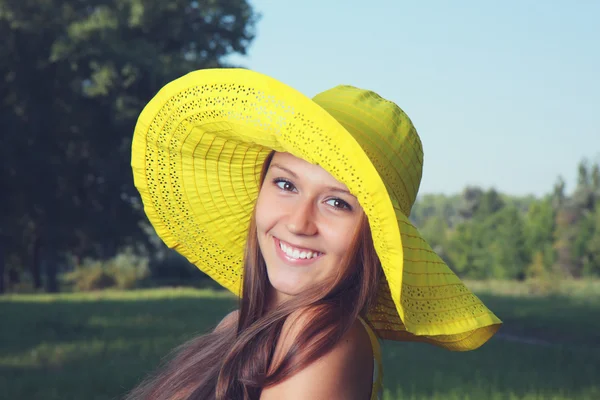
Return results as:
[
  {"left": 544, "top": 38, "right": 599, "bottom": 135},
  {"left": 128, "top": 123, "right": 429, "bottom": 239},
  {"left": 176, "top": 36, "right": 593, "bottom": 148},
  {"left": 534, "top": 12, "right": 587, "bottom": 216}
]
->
[{"left": 129, "top": 69, "right": 502, "bottom": 399}]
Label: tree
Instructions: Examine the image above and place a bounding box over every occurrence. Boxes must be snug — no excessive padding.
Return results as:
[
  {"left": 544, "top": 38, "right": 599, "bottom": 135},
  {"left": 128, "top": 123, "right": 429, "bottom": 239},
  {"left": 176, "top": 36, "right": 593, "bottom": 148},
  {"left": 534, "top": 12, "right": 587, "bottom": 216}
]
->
[
  {"left": 485, "top": 206, "right": 529, "bottom": 279},
  {"left": 1, "top": 0, "right": 258, "bottom": 292},
  {"left": 583, "top": 206, "right": 600, "bottom": 276},
  {"left": 410, "top": 193, "right": 462, "bottom": 228},
  {"left": 446, "top": 222, "right": 478, "bottom": 277},
  {"left": 552, "top": 206, "right": 580, "bottom": 277},
  {"left": 473, "top": 189, "right": 505, "bottom": 220},
  {"left": 528, "top": 251, "right": 546, "bottom": 280},
  {"left": 525, "top": 198, "right": 556, "bottom": 274},
  {"left": 457, "top": 186, "right": 484, "bottom": 221},
  {"left": 591, "top": 162, "right": 600, "bottom": 209},
  {"left": 577, "top": 159, "right": 591, "bottom": 188},
  {"left": 446, "top": 220, "right": 496, "bottom": 279},
  {"left": 552, "top": 176, "right": 566, "bottom": 209}
]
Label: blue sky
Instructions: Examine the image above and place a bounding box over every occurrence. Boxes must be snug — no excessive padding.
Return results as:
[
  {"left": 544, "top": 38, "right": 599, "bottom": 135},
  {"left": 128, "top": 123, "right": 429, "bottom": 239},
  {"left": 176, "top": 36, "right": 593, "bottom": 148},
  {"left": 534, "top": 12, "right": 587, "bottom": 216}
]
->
[{"left": 226, "top": 0, "right": 599, "bottom": 197}]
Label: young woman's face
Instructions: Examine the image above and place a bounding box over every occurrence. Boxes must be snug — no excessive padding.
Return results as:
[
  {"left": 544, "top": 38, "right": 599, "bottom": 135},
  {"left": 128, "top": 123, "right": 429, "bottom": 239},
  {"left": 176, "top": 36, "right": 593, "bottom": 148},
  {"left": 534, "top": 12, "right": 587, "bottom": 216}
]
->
[{"left": 255, "top": 152, "right": 364, "bottom": 304}]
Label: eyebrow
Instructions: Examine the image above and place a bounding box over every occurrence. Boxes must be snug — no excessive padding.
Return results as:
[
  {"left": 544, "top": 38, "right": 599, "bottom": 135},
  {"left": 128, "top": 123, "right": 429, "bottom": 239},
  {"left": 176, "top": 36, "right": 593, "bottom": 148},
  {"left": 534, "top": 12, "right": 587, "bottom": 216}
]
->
[{"left": 270, "top": 163, "right": 356, "bottom": 198}]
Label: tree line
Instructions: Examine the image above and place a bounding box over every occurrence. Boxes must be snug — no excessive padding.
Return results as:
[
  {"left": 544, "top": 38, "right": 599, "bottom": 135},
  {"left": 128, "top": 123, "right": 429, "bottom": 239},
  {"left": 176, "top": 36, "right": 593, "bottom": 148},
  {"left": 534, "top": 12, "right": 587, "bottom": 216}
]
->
[{"left": 412, "top": 160, "right": 600, "bottom": 280}]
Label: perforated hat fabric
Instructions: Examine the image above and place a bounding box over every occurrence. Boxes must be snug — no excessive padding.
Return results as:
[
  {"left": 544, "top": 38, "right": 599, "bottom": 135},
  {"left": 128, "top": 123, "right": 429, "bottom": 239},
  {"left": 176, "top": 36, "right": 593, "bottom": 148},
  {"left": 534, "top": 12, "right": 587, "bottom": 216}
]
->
[{"left": 131, "top": 68, "right": 502, "bottom": 351}]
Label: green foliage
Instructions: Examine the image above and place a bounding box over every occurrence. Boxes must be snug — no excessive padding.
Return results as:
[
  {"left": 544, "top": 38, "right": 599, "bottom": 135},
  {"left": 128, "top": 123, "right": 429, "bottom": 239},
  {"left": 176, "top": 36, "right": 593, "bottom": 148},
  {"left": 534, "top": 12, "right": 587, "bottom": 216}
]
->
[
  {"left": 413, "top": 160, "right": 600, "bottom": 280},
  {"left": 446, "top": 222, "right": 485, "bottom": 278},
  {"left": 64, "top": 248, "right": 150, "bottom": 291},
  {"left": 474, "top": 188, "right": 505, "bottom": 220},
  {"left": 486, "top": 206, "right": 529, "bottom": 279},
  {"left": 65, "top": 266, "right": 117, "bottom": 291},
  {"left": 411, "top": 194, "right": 462, "bottom": 227},
  {"left": 1, "top": 0, "right": 258, "bottom": 292},
  {"left": 582, "top": 206, "right": 600, "bottom": 276},
  {"left": 521, "top": 198, "right": 558, "bottom": 284}
]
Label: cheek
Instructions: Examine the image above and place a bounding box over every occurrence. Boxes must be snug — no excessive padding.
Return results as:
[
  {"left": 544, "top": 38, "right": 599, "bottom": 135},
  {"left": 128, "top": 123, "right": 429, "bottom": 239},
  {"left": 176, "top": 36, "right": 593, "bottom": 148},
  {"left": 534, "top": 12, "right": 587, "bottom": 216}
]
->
[
  {"left": 320, "top": 221, "right": 360, "bottom": 255},
  {"left": 254, "top": 199, "right": 265, "bottom": 232},
  {"left": 254, "top": 189, "right": 280, "bottom": 235}
]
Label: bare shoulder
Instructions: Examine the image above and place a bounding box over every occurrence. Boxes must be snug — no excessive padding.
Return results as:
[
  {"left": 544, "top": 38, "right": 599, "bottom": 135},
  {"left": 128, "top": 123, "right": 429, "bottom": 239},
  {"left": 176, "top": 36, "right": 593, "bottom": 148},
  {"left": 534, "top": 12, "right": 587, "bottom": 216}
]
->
[
  {"left": 214, "top": 309, "right": 239, "bottom": 333},
  {"left": 261, "top": 313, "right": 374, "bottom": 400}
]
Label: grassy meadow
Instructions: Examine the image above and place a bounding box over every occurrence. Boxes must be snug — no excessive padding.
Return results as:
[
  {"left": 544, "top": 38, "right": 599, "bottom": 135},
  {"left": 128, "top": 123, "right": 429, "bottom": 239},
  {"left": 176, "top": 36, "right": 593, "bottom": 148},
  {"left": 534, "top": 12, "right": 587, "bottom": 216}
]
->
[{"left": 1, "top": 280, "right": 599, "bottom": 400}]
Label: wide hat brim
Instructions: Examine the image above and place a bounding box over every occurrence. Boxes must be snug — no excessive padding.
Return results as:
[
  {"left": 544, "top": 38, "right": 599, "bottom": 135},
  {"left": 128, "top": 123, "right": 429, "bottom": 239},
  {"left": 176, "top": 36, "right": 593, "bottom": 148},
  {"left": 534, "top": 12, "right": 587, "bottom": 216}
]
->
[{"left": 131, "top": 68, "right": 502, "bottom": 351}]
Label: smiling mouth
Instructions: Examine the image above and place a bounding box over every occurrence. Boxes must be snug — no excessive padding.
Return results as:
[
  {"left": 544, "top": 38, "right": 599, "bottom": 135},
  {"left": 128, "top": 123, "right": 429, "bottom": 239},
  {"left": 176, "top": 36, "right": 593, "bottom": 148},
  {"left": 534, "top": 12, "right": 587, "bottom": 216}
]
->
[{"left": 274, "top": 237, "right": 323, "bottom": 261}]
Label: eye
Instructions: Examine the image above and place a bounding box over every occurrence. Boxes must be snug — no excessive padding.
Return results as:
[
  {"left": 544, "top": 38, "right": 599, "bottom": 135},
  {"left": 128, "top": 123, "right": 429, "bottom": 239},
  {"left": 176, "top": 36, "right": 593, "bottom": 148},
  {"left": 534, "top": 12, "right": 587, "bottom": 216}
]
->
[
  {"left": 325, "top": 198, "right": 352, "bottom": 211},
  {"left": 273, "top": 178, "right": 297, "bottom": 192}
]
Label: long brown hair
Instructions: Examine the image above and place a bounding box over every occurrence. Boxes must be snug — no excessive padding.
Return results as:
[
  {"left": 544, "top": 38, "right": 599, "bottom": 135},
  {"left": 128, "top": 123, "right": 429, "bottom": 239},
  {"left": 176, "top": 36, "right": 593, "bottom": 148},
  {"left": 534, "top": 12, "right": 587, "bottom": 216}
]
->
[{"left": 125, "top": 151, "right": 382, "bottom": 400}]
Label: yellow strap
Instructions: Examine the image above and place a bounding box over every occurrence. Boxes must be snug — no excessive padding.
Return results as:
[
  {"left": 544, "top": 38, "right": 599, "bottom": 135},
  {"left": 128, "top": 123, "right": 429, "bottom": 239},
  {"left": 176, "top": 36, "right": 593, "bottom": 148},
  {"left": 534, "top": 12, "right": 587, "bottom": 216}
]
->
[{"left": 357, "top": 316, "right": 384, "bottom": 400}]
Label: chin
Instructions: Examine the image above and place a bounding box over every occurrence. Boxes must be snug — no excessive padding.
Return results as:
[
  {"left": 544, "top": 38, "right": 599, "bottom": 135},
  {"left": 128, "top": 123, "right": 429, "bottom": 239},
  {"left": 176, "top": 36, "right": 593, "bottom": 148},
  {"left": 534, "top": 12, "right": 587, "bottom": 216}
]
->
[{"left": 268, "top": 274, "right": 307, "bottom": 298}]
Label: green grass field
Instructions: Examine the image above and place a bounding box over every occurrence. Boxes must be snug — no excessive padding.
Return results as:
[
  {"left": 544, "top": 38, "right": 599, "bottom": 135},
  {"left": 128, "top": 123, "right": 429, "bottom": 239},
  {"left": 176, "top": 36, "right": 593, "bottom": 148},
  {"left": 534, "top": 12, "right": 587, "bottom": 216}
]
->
[{"left": 1, "top": 281, "right": 599, "bottom": 400}]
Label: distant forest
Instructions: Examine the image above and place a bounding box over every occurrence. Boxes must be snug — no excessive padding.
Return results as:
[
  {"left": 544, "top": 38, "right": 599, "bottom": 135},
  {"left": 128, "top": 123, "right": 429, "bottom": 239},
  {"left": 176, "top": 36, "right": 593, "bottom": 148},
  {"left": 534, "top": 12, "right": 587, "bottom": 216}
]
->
[{"left": 410, "top": 159, "right": 600, "bottom": 279}]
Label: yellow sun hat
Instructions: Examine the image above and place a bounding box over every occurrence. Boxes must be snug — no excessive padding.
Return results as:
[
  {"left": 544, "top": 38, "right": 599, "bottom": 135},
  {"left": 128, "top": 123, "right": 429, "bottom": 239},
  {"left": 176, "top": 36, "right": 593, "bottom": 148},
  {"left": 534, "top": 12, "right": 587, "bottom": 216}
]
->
[{"left": 131, "top": 68, "right": 502, "bottom": 351}]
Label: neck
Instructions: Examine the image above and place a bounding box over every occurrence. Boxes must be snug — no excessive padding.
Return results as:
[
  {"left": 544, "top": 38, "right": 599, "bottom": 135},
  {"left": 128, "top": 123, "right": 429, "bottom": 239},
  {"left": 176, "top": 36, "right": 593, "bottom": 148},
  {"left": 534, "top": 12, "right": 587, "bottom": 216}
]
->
[{"left": 266, "top": 285, "right": 292, "bottom": 311}]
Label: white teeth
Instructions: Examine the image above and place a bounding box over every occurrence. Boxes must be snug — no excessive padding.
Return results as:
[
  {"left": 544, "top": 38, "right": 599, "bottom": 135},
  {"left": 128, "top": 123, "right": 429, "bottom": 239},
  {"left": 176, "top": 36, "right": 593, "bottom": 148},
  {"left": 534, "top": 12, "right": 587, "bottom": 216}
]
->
[{"left": 279, "top": 241, "right": 320, "bottom": 260}]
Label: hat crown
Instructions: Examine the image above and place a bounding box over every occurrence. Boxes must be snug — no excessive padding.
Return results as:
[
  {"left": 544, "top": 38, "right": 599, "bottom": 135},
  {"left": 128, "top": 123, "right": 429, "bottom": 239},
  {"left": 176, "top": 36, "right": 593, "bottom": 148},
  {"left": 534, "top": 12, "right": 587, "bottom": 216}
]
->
[{"left": 312, "top": 85, "right": 424, "bottom": 216}]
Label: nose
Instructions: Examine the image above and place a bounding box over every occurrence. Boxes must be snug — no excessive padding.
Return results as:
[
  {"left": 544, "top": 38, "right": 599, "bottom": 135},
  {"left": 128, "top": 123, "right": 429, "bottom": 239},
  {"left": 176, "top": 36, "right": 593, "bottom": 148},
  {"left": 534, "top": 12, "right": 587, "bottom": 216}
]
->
[{"left": 286, "top": 199, "right": 317, "bottom": 236}]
